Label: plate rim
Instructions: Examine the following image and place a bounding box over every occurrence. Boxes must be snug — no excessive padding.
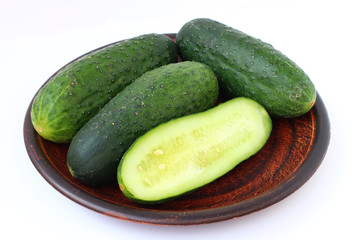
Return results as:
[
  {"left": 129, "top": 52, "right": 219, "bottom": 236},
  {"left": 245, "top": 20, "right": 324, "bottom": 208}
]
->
[{"left": 23, "top": 34, "right": 331, "bottom": 225}]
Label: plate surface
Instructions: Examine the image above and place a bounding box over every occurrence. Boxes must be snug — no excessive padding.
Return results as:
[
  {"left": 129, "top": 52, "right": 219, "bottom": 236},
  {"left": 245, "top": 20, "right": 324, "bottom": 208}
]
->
[{"left": 23, "top": 34, "right": 330, "bottom": 225}]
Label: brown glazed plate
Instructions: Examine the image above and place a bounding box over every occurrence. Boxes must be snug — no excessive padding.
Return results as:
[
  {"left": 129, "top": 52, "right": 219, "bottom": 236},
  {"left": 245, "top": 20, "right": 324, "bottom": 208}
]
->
[{"left": 23, "top": 34, "right": 330, "bottom": 225}]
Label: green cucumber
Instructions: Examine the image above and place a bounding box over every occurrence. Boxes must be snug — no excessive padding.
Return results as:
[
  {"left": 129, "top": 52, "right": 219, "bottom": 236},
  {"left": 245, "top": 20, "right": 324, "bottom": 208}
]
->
[
  {"left": 117, "top": 97, "right": 272, "bottom": 204},
  {"left": 31, "top": 34, "right": 178, "bottom": 143},
  {"left": 177, "top": 18, "right": 316, "bottom": 118},
  {"left": 67, "top": 61, "right": 219, "bottom": 186}
]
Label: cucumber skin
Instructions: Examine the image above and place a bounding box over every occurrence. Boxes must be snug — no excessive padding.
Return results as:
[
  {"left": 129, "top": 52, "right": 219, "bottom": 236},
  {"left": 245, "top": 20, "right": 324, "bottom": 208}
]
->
[
  {"left": 31, "top": 34, "right": 178, "bottom": 143},
  {"left": 177, "top": 18, "right": 316, "bottom": 118},
  {"left": 117, "top": 97, "right": 272, "bottom": 204},
  {"left": 67, "top": 61, "right": 219, "bottom": 186}
]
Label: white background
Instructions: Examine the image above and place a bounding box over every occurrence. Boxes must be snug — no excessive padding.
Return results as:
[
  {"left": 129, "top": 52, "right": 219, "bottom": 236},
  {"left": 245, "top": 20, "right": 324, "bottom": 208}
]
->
[{"left": 1, "top": 0, "right": 359, "bottom": 239}]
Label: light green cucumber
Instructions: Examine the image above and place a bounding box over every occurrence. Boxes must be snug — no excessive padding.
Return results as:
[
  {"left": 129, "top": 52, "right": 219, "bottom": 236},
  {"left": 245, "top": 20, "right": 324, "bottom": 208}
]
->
[{"left": 117, "top": 97, "right": 272, "bottom": 204}]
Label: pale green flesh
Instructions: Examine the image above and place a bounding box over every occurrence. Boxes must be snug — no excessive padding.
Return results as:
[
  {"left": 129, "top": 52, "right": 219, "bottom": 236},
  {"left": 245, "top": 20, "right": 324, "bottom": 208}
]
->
[{"left": 119, "top": 97, "right": 272, "bottom": 202}]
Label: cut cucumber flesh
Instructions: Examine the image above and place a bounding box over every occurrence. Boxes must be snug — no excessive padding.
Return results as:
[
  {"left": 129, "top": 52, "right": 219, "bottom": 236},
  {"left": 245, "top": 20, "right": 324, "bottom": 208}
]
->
[{"left": 117, "top": 97, "right": 272, "bottom": 203}]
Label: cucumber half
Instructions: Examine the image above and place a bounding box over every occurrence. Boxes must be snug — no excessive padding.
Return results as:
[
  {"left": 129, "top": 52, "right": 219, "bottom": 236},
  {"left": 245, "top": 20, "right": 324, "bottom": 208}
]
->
[{"left": 117, "top": 97, "right": 272, "bottom": 204}]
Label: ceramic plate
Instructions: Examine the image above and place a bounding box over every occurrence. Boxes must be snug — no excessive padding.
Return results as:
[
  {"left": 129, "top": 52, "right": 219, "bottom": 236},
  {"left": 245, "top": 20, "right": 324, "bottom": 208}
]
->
[{"left": 24, "top": 34, "right": 330, "bottom": 225}]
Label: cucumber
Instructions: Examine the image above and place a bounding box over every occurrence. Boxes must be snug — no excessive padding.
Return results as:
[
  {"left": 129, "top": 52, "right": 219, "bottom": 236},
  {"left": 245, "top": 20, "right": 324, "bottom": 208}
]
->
[
  {"left": 31, "top": 34, "right": 178, "bottom": 143},
  {"left": 177, "top": 18, "right": 316, "bottom": 118},
  {"left": 67, "top": 61, "right": 219, "bottom": 186},
  {"left": 117, "top": 97, "right": 272, "bottom": 204}
]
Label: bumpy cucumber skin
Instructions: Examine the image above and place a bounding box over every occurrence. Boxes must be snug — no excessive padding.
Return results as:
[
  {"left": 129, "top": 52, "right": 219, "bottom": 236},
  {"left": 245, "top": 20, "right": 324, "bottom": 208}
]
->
[
  {"left": 117, "top": 97, "right": 272, "bottom": 204},
  {"left": 31, "top": 34, "right": 178, "bottom": 143},
  {"left": 177, "top": 18, "right": 316, "bottom": 118},
  {"left": 67, "top": 61, "right": 219, "bottom": 186}
]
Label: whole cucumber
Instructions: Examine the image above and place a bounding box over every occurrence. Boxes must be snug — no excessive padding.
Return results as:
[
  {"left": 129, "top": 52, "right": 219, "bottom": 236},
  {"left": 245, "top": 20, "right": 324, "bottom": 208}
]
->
[
  {"left": 31, "top": 34, "right": 178, "bottom": 143},
  {"left": 67, "top": 61, "right": 219, "bottom": 186},
  {"left": 177, "top": 18, "right": 316, "bottom": 118}
]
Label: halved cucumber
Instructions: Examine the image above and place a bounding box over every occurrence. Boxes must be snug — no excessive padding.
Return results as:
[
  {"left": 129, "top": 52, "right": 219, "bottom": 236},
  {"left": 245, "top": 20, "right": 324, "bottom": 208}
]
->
[{"left": 117, "top": 97, "right": 272, "bottom": 204}]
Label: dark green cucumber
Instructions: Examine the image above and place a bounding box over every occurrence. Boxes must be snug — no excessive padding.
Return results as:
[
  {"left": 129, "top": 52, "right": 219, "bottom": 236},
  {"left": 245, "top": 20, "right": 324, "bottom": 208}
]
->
[
  {"left": 31, "top": 34, "right": 178, "bottom": 143},
  {"left": 177, "top": 18, "right": 316, "bottom": 118},
  {"left": 67, "top": 61, "right": 219, "bottom": 186},
  {"left": 117, "top": 97, "right": 272, "bottom": 204}
]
